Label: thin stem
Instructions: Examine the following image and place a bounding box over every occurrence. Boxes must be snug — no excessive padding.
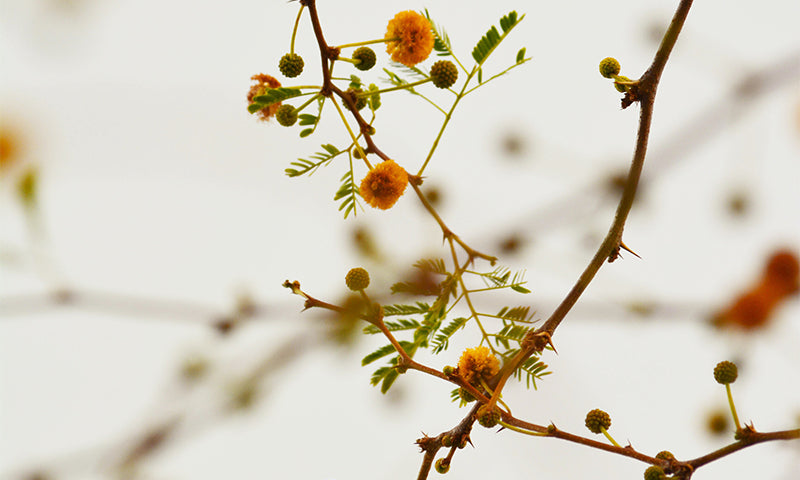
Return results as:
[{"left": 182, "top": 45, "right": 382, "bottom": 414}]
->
[
  {"left": 331, "top": 97, "right": 371, "bottom": 169},
  {"left": 366, "top": 78, "right": 433, "bottom": 96},
  {"left": 447, "top": 239, "right": 496, "bottom": 355},
  {"left": 497, "top": 420, "right": 547, "bottom": 437},
  {"left": 409, "top": 180, "right": 497, "bottom": 264},
  {"left": 294, "top": 93, "right": 321, "bottom": 114},
  {"left": 336, "top": 56, "right": 359, "bottom": 66},
  {"left": 601, "top": 427, "right": 622, "bottom": 448},
  {"left": 416, "top": 68, "right": 474, "bottom": 176},
  {"left": 726, "top": 384, "right": 742, "bottom": 431},
  {"left": 336, "top": 37, "right": 396, "bottom": 50},
  {"left": 289, "top": 5, "right": 305, "bottom": 54}
]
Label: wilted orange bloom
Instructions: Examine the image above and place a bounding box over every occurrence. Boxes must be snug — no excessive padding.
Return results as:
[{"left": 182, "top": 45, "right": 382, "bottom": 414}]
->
[
  {"left": 713, "top": 249, "right": 799, "bottom": 330},
  {"left": 385, "top": 11, "right": 434, "bottom": 67},
  {"left": 765, "top": 249, "right": 799, "bottom": 295},
  {"left": 0, "top": 127, "right": 20, "bottom": 172},
  {"left": 247, "top": 74, "right": 282, "bottom": 121},
  {"left": 457, "top": 346, "right": 500, "bottom": 385},
  {"left": 359, "top": 159, "right": 408, "bottom": 210}
]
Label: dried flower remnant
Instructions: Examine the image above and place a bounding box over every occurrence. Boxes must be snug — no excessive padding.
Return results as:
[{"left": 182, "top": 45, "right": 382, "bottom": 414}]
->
[
  {"left": 247, "top": 74, "right": 283, "bottom": 121},
  {"left": 359, "top": 159, "right": 408, "bottom": 210},
  {"left": 712, "top": 249, "right": 800, "bottom": 330},
  {"left": 0, "top": 127, "right": 20, "bottom": 172},
  {"left": 385, "top": 11, "right": 434, "bottom": 67}
]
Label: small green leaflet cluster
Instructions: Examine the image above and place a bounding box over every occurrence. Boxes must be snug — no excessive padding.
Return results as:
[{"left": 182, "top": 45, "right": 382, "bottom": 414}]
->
[
  {"left": 472, "top": 11, "right": 524, "bottom": 65},
  {"left": 360, "top": 258, "right": 549, "bottom": 394},
  {"left": 248, "top": 87, "right": 303, "bottom": 114},
  {"left": 285, "top": 144, "right": 342, "bottom": 177},
  {"left": 334, "top": 170, "right": 358, "bottom": 219}
]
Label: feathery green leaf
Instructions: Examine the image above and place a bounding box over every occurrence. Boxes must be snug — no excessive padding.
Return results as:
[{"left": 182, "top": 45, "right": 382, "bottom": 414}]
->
[
  {"left": 383, "top": 302, "right": 431, "bottom": 316},
  {"left": 285, "top": 144, "right": 343, "bottom": 177},
  {"left": 362, "top": 318, "right": 421, "bottom": 334},
  {"left": 432, "top": 317, "right": 468, "bottom": 353},
  {"left": 252, "top": 87, "right": 303, "bottom": 107},
  {"left": 424, "top": 9, "right": 454, "bottom": 57},
  {"left": 334, "top": 170, "right": 359, "bottom": 219},
  {"left": 471, "top": 11, "right": 525, "bottom": 66}
]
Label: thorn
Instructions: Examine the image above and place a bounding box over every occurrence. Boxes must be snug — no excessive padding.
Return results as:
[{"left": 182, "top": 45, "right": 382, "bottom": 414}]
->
[
  {"left": 619, "top": 240, "right": 641, "bottom": 259},
  {"left": 536, "top": 331, "right": 558, "bottom": 354}
]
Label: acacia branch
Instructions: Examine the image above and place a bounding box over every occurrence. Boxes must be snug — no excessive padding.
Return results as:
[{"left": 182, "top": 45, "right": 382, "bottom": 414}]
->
[
  {"left": 503, "top": 416, "right": 800, "bottom": 477},
  {"left": 687, "top": 428, "right": 800, "bottom": 469},
  {"left": 492, "top": 0, "right": 695, "bottom": 393}
]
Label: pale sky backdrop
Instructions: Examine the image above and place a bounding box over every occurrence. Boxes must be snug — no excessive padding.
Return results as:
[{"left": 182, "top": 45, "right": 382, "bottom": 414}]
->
[{"left": 2, "top": 0, "right": 799, "bottom": 479}]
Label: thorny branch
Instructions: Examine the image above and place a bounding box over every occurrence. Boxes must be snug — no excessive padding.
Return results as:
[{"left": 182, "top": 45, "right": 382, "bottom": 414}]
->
[
  {"left": 290, "top": 1, "right": 800, "bottom": 479},
  {"left": 490, "top": 0, "right": 695, "bottom": 399}
]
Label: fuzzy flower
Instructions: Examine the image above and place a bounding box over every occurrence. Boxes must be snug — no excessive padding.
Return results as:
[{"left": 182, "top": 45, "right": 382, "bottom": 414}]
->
[
  {"left": 457, "top": 346, "right": 500, "bottom": 386},
  {"left": 385, "top": 11, "right": 434, "bottom": 67},
  {"left": 247, "top": 74, "right": 282, "bottom": 121},
  {"left": 359, "top": 159, "right": 408, "bottom": 210}
]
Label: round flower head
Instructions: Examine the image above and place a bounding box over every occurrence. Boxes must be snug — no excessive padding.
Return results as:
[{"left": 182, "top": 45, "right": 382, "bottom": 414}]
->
[
  {"left": 345, "top": 267, "right": 370, "bottom": 291},
  {"left": 585, "top": 408, "right": 612, "bottom": 434},
  {"left": 275, "top": 104, "right": 298, "bottom": 127},
  {"left": 713, "top": 360, "right": 738, "bottom": 385},
  {"left": 430, "top": 60, "right": 458, "bottom": 89},
  {"left": 385, "top": 11, "right": 434, "bottom": 67},
  {"left": 247, "top": 74, "right": 282, "bottom": 121},
  {"left": 352, "top": 47, "right": 377, "bottom": 71},
  {"left": 457, "top": 346, "right": 500, "bottom": 385},
  {"left": 599, "top": 57, "right": 621, "bottom": 78},
  {"left": 278, "top": 53, "right": 304, "bottom": 78},
  {"left": 644, "top": 465, "right": 666, "bottom": 480},
  {"left": 476, "top": 404, "right": 502, "bottom": 428},
  {"left": 359, "top": 159, "right": 408, "bottom": 210}
]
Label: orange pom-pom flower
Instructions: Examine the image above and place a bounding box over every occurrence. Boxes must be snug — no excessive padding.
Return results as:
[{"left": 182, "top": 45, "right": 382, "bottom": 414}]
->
[
  {"left": 385, "top": 11, "right": 434, "bottom": 67},
  {"left": 359, "top": 159, "right": 408, "bottom": 210}
]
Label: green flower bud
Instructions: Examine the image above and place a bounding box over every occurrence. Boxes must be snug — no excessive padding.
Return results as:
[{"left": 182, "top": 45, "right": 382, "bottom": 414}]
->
[
  {"left": 430, "top": 60, "right": 458, "bottom": 89},
  {"left": 655, "top": 450, "right": 675, "bottom": 461},
  {"left": 345, "top": 267, "right": 370, "bottom": 291},
  {"left": 599, "top": 57, "right": 621, "bottom": 78},
  {"left": 346, "top": 87, "right": 367, "bottom": 111},
  {"left": 353, "top": 47, "right": 377, "bottom": 71},
  {"left": 279, "top": 53, "right": 304, "bottom": 78},
  {"left": 643, "top": 465, "right": 666, "bottom": 480},
  {"left": 440, "top": 434, "right": 454, "bottom": 447},
  {"left": 434, "top": 458, "right": 450, "bottom": 474},
  {"left": 585, "top": 409, "right": 612, "bottom": 434},
  {"left": 275, "top": 104, "right": 298, "bottom": 127},
  {"left": 458, "top": 387, "right": 476, "bottom": 403},
  {"left": 476, "top": 404, "right": 502, "bottom": 428},
  {"left": 713, "top": 360, "right": 738, "bottom": 385}
]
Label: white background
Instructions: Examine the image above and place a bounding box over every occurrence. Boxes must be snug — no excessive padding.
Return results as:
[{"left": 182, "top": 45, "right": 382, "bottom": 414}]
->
[{"left": 2, "top": 0, "right": 799, "bottom": 479}]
